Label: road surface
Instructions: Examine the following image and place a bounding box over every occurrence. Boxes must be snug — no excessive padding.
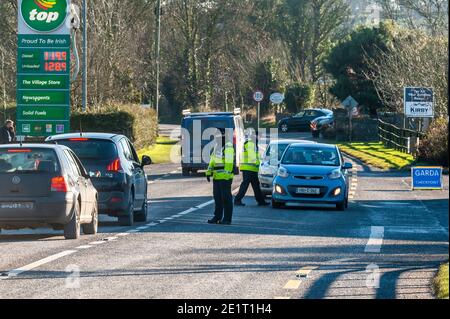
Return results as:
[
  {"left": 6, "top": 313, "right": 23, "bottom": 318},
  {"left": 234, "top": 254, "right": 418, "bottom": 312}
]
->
[{"left": 0, "top": 130, "right": 448, "bottom": 299}]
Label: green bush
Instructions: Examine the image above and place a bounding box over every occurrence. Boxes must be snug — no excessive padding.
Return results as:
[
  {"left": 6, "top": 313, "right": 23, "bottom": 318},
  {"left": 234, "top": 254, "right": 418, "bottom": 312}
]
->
[
  {"left": 417, "top": 118, "right": 449, "bottom": 167},
  {"left": 2, "top": 104, "right": 158, "bottom": 150}
]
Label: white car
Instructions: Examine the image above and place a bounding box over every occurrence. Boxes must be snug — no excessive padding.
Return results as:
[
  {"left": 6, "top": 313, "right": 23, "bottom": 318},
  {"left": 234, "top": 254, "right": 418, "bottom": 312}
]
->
[{"left": 259, "top": 139, "right": 315, "bottom": 196}]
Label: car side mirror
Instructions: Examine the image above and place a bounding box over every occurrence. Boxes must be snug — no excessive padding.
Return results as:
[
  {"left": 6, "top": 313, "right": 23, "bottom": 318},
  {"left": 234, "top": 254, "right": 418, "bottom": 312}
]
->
[
  {"left": 342, "top": 162, "right": 353, "bottom": 170},
  {"left": 141, "top": 155, "right": 152, "bottom": 167}
]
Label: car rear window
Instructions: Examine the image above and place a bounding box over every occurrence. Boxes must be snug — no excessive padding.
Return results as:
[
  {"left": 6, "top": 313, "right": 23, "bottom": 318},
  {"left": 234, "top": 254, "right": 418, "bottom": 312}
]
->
[
  {"left": 185, "top": 118, "right": 233, "bottom": 133},
  {"left": 282, "top": 147, "right": 340, "bottom": 167},
  {"left": 0, "top": 148, "right": 60, "bottom": 173},
  {"left": 55, "top": 139, "right": 118, "bottom": 161}
]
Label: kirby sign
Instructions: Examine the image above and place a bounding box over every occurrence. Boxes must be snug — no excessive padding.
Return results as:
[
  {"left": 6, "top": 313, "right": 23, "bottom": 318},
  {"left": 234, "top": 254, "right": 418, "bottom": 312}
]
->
[{"left": 21, "top": 0, "right": 68, "bottom": 32}]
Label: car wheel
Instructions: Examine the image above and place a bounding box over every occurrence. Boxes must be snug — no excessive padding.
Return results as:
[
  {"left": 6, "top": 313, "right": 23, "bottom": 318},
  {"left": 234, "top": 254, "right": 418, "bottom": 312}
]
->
[
  {"left": 134, "top": 193, "right": 148, "bottom": 222},
  {"left": 279, "top": 123, "right": 289, "bottom": 133},
  {"left": 82, "top": 201, "right": 98, "bottom": 235},
  {"left": 272, "top": 199, "right": 285, "bottom": 209},
  {"left": 336, "top": 201, "right": 346, "bottom": 211},
  {"left": 118, "top": 195, "right": 134, "bottom": 226},
  {"left": 182, "top": 168, "right": 190, "bottom": 176},
  {"left": 64, "top": 200, "right": 81, "bottom": 240},
  {"left": 312, "top": 130, "right": 320, "bottom": 138}
]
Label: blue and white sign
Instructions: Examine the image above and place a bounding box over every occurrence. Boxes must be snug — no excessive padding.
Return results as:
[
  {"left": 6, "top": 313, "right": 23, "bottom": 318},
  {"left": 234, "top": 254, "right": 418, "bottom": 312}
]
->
[
  {"left": 270, "top": 93, "right": 284, "bottom": 105},
  {"left": 411, "top": 166, "right": 443, "bottom": 190},
  {"left": 404, "top": 87, "right": 434, "bottom": 118}
]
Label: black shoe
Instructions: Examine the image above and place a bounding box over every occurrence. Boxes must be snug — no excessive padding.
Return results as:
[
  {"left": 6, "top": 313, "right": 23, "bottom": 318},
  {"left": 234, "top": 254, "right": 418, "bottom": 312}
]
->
[
  {"left": 219, "top": 220, "right": 232, "bottom": 225},
  {"left": 234, "top": 201, "right": 246, "bottom": 206},
  {"left": 258, "top": 201, "right": 270, "bottom": 206},
  {"left": 207, "top": 218, "right": 220, "bottom": 224}
]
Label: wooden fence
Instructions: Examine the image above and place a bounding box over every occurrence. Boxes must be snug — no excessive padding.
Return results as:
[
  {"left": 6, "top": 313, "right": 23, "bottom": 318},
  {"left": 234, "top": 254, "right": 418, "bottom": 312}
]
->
[{"left": 378, "top": 119, "right": 424, "bottom": 154}]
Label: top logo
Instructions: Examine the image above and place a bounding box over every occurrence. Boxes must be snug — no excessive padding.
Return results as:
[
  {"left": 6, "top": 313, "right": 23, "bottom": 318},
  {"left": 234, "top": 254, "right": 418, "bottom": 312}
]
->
[{"left": 21, "top": 0, "right": 68, "bottom": 32}]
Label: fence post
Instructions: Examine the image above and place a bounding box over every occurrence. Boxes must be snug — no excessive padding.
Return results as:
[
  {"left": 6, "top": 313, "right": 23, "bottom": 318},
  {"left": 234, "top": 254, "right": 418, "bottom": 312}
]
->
[{"left": 407, "top": 137, "right": 411, "bottom": 154}]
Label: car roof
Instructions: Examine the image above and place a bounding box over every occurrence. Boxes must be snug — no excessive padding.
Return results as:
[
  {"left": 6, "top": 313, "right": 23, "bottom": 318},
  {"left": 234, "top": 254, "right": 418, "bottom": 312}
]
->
[
  {"left": 269, "top": 139, "right": 315, "bottom": 145},
  {"left": 0, "top": 143, "right": 70, "bottom": 151},
  {"left": 289, "top": 142, "right": 337, "bottom": 149},
  {"left": 45, "top": 132, "right": 122, "bottom": 141},
  {"left": 183, "top": 114, "right": 237, "bottom": 120}
]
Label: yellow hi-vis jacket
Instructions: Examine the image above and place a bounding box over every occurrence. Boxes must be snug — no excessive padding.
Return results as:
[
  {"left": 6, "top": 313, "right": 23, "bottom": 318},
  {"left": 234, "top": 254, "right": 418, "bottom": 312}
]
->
[
  {"left": 206, "top": 142, "right": 235, "bottom": 181},
  {"left": 240, "top": 139, "right": 260, "bottom": 173}
]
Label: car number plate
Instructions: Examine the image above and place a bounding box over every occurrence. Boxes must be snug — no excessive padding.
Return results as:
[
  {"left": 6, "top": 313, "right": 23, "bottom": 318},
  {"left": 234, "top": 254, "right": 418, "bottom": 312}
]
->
[
  {"left": 296, "top": 188, "right": 320, "bottom": 195},
  {"left": 0, "top": 202, "right": 34, "bottom": 210}
]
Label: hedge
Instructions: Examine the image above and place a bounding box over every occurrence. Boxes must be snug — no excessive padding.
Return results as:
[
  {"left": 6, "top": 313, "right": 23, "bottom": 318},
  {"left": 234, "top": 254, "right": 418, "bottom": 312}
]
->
[{"left": 1, "top": 103, "right": 158, "bottom": 150}]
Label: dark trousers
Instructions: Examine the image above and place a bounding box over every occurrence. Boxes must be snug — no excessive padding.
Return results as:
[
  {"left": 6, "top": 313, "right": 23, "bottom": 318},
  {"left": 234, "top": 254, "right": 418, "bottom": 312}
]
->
[
  {"left": 234, "top": 170, "right": 265, "bottom": 204},
  {"left": 213, "top": 179, "right": 233, "bottom": 222}
]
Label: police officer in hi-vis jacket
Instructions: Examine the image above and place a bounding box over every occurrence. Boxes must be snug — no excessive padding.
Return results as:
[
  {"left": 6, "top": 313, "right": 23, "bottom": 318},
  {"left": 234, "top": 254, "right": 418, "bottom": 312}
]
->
[
  {"left": 206, "top": 128, "right": 235, "bottom": 225},
  {"left": 234, "top": 129, "right": 269, "bottom": 206}
]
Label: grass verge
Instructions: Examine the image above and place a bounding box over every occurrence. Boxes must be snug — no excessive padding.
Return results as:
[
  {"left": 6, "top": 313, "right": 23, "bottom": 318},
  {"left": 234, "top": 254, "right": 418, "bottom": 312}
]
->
[
  {"left": 137, "top": 136, "right": 180, "bottom": 164},
  {"left": 434, "top": 263, "right": 449, "bottom": 299},
  {"left": 337, "top": 142, "right": 415, "bottom": 170}
]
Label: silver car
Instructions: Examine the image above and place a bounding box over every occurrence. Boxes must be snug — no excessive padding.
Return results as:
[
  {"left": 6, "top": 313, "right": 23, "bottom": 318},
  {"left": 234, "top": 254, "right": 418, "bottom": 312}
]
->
[{"left": 259, "top": 139, "right": 315, "bottom": 196}]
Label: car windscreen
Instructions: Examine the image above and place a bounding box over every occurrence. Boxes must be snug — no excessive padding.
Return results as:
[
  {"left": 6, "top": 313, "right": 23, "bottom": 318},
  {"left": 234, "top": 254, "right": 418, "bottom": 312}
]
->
[
  {"left": 282, "top": 147, "right": 340, "bottom": 166},
  {"left": 0, "top": 148, "right": 60, "bottom": 173},
  {"left": 55, "top": 139, "right": 118, "bottom": 161},
  {"left": 266, "top": 143, "right": 290, "bottom": 162}
]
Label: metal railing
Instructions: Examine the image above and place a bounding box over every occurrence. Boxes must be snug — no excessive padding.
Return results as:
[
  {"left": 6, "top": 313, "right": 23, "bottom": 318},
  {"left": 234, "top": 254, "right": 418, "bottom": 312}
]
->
[{"left": 378, "top": 119, "right": 424, "bottom": 154}]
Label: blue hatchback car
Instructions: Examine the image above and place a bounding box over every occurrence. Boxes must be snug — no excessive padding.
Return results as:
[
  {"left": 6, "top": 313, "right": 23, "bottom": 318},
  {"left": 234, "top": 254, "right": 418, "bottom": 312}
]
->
[{"left": 272, "top": 143, "right": 353, "bottom": 211}]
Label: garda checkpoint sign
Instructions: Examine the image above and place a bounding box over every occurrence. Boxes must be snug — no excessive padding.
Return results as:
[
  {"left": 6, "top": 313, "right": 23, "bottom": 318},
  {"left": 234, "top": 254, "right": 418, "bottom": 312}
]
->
[
  {"left": 404, "top": 87, "right": 434, "bottom": 118},
  {"left": 411, "top": 166, "right": 443, "bottom": 190},
  {"left": 17, "top": 0, "right": 71, "bottom": 137}
]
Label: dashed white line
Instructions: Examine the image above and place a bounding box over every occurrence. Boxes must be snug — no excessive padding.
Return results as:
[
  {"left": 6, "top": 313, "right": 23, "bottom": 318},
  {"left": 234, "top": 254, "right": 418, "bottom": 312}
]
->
[
  {"left": 89, "top": 241, "right": 106, "bottom": 245},
  {"left": 365, "top": 226, "right": 384, "bottom": 253},
  {"left": 283, "top": 280, "right": 302, "bottom": 290},
  {"left": 6, "top": 250, "right": 77, "bottom": 278},
  {"left": 76, "top": 245, "right": 92, "bottom": 250}
]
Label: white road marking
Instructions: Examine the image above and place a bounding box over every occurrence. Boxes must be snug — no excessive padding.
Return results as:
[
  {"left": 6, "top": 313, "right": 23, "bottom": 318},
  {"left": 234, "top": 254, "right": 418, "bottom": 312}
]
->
[
  {"left": 365, "top": 226, "right": 385, "bottom": 253},
  {"left": 126, "top": 229, "right": 140, "bottom": 233},
  {"left": 146, "top": 223, "right": 158, "bottom": 226},
  {"left": 105, "top": 236, "right": 118, "bottom": 241},
  {"left": 76, "top": 245, "right": 92, "bottom": 250},
  {"left": 117, "top": 233, "right": 130, "bottom": 237},
  {"left": 196, "top": 200, "right": 215, "bottom": 209},
  {"left": 89, "top": 241, "right": 106, "bottom": 245},
  {"left": 136, "top": 226, "right": 149, "bottom": 230},
  {"left": 6, "top": 250, "right": 77, "bottom": 278}
]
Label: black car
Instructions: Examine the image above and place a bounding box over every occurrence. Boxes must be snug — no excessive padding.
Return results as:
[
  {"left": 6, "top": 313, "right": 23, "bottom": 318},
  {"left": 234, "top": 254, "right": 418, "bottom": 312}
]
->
[
  {"left": 46, "top": 133, "right": 152, "bottom": 226},
  {"left": 310, "top": 113, "right": 334, "bottom": 138},
  {"left": 278, "top": 108, "right": 333, "bottom": 133},
  {"left": 0, "top": 144, "right": 98, "bottom": 240}
]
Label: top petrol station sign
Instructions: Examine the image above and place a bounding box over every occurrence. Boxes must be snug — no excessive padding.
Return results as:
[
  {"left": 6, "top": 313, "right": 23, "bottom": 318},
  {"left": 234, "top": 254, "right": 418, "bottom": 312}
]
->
[{"left": 17, "top": 0, "right": 71, "bottom": 137}]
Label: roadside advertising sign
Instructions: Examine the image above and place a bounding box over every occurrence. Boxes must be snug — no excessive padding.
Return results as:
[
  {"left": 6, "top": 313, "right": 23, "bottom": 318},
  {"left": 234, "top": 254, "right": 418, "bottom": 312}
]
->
[
  {"left": 411, "top": 166, "right": 443, "bottom": 190},
  {"left": 17, "top": 0, "right": 71, "bottom": 137}
]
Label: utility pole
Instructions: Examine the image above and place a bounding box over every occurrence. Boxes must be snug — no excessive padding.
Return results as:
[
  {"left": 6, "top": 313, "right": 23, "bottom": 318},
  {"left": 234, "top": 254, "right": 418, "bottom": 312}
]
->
[
  {"left": 155, "top": 0, "right": 162, "bottom": 120},
  {"left": 1, "top": 50, "right": 6, "bottom": 119},
  {"left": 82, "top": 0, "right": 87, "bottom": 112}
]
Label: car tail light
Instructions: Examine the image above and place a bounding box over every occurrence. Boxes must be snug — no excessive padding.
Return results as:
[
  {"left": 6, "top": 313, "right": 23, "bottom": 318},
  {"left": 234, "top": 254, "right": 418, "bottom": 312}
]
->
[
  {"left": 233, "top": 131, "right": 237, "bottom": 145},
  {"left": 8, "top": 149, "right": 31, "bottom": 153},
  {"left": 69, "top": 138, "right": 89, "bottom": 141},
  {"left": 51, "top": 176, "right": 68, "bottom": 192},
  {"left": 107, "top": 158, "right": 122, "bottom": 172}
]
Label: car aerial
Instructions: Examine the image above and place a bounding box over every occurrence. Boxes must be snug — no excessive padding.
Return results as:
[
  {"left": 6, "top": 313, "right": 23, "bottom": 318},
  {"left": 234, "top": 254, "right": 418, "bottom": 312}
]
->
[
  {"left": 272, "top": 143, "right": 353, "bottom": 211},
  {"left": 0, "top": 144, "right": 98, "bottom": 239},
  {"left": 278, "top": 108, "right": 333, "bottom": 133},
  {"left": 310, "top": 113, "right": 334, "bottom": 138},
  {"left": 181, "top": 109, "right": 245, "bottom": 176},
  {"left": 45, "top": 133, "right": 152, "bottom": 226},
  {"left": 259, "top": 139, "right": 315, "bottom": 196}
]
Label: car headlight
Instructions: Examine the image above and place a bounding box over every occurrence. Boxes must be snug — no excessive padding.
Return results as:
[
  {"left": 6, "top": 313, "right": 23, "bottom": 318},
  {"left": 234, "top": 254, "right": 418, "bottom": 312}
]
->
[
  {"left": 328, "top": 169, "right": 342, "bottom": 180},
  {"left": 278, "top": 167, "right": 289, "bottom": 178},
  {"left": 259, "top": 164, "right": 274, "bottom": 176}
]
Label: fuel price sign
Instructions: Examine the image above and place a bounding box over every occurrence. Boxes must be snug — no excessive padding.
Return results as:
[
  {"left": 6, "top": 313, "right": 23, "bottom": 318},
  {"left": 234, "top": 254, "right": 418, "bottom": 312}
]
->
[{"left": 16, "top": 0, "right": 71, "bottom": 137}]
